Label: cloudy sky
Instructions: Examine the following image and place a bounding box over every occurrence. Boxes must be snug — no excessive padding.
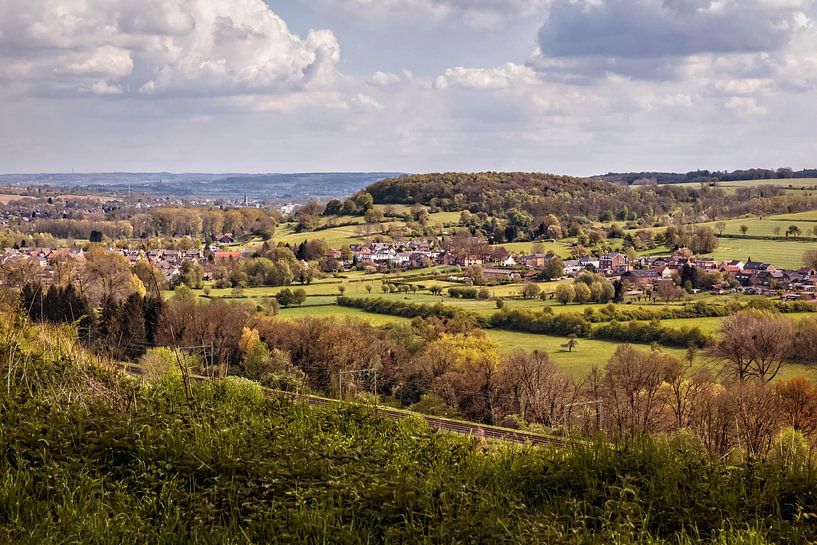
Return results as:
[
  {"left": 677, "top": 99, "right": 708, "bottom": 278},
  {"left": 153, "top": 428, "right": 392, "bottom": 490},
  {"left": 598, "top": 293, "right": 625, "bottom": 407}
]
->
[{"left": 1, "top": 0, "right": 816, "bottom": 174}]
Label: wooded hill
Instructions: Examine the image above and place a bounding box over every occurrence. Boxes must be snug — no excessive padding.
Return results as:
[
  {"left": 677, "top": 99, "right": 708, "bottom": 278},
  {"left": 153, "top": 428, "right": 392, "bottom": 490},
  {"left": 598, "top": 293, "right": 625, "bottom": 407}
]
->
[
  {"left": 366, "top": 172, "right": 817, "bottom": 223},
  {"left": 595, "top": 167, "right": 817, "bottom": 185}
]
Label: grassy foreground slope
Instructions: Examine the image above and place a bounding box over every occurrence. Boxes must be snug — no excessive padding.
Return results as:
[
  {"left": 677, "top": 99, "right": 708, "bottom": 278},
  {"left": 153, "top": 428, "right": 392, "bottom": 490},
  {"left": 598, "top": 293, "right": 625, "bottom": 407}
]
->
[{"left": 1, "top": 321, "right": 816, "bottom": 544}]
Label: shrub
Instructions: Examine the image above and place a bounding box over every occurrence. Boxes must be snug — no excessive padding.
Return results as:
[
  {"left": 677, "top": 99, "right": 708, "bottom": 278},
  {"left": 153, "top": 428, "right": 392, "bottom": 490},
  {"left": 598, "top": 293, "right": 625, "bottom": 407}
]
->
[
  {"left": 139, "top": 347, "right": 199, "bottom": 382},
  {"left": 338, "top": 296, "right": 486, "bottom": 326},
  {"left": 448, "top": 286, "right": 479, "bottom": 299}
]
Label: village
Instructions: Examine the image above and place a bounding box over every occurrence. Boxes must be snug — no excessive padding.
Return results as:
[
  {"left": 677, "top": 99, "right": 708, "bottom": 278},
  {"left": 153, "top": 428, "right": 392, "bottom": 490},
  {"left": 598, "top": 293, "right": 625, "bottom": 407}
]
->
[{"left": 3, "top": 233, "right": 817, "bottom": 300}]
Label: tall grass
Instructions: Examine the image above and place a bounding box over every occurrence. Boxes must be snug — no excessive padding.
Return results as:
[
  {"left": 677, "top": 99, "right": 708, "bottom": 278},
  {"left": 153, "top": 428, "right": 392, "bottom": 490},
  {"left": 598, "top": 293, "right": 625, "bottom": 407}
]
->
[{"left": 0, "top": 320, "right": 816, "bottom": 543}]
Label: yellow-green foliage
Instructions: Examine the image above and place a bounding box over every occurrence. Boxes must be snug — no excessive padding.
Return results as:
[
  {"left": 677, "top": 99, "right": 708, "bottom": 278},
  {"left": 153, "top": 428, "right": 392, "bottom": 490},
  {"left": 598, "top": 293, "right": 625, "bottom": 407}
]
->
[
  {"left": 139, "top": 347, "right": 199, "bottom": 382},
  {"left": 219, "top": 376, "right": 264, "bottom": 405}
]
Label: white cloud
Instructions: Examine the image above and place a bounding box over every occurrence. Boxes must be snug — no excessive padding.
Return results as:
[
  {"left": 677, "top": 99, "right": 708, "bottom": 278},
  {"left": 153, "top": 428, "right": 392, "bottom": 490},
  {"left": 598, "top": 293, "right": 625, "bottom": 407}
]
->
[
  {"left": 367, "top": 70, "right": 413, "bottom": 87},
  {"left": 1, "top": 0, "right": 816, "bottom": 174},
  {"left": 326, "top": 0, "right": 549, "bottom": 28},
  {"left": 0, "top": 0, "right": 341, "bottom": 105},
  {"left": 724, "top": 96, "right": 768, "bottom": 115},
  {"left": 435, "top": 63, "right": 537, "bottom": 90}
]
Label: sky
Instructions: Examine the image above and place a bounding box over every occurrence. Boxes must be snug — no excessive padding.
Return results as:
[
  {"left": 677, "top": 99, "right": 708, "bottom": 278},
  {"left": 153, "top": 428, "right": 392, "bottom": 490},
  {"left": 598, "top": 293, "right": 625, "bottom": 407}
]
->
[{"left": 1, "top": 0, "right": 816, "bottom": 175}]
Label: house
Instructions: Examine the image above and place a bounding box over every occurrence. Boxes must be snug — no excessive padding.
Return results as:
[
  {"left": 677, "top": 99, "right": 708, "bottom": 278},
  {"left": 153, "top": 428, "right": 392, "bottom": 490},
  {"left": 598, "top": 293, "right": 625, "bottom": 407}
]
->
[
  {"left": 483, "top": 268, "right": 519, "bottom": 281},
  {"left": 462, "top": 255, "right": 483, "bottom": 267},
  {"left": 599, "top": 252, "right": 628, "bottom": 273},
  {"left": 563, "top": 259, "right": 584, "bottom": 275},
  {"left": 217, "top": 234, "right": 235, "bottom": 245},
  {"left": 743, "top": 261, "right": 776, "bottom": 274},
  {"left": 720, "top": 260, "right": 745, "bottom": 274},
  {"left": 695, "top": 258, "right": 719, "bottom": 271},
  {"left": 499, "top": 255, "right": 517, "bottom": 267},
  {"left": 214, "top": 251, "right": 242, "bottom": 261},
  {"left": 621, "top": 269, "right": 663, "bottom": 286},
  {"left": 519, "top": 254, "right": 550, "bottom": 269},
  {"left": 563, "top": 257, "right": 599, "bottom": 276}
]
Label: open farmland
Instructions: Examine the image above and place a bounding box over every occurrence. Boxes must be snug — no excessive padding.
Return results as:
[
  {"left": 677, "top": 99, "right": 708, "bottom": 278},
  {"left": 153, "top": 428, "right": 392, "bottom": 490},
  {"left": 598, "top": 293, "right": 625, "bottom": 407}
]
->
[
  {"left": 705, "top": 237, "right": 816, "bottom": 268},
  {"left": 674, "top": 178, "right": 817, "bottom": 196},
  {"left": 705, "top": 218, "right": 817, "bottom": 238}
]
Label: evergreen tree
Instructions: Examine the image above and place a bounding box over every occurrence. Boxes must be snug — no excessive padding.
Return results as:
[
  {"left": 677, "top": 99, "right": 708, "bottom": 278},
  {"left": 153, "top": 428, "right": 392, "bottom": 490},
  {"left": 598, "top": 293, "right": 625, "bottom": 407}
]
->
[
  {"left": 96, "top": 295, "right": 123, "bottom": 358},
  {"left": 20, "top": 283, "right": 44, "bottom": 322},
  {"left": 43, "top": 284, "right": 63, "bottom": 322},
  {"left": 120, "top": 293, "right": 147, "bottom": 360},
  {"left": 143, "top": 295, "right": 165, "bottom": 346}
]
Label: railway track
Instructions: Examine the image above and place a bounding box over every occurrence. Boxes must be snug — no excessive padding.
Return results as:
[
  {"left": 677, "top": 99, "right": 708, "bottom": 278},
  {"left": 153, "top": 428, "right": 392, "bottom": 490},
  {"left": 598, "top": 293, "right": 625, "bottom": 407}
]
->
[
  {"left": 122, "top": 364, "right": 571, "bottom": 447},
  {"left": 267, "top": 388, "right": 572, "bottom": 448}
]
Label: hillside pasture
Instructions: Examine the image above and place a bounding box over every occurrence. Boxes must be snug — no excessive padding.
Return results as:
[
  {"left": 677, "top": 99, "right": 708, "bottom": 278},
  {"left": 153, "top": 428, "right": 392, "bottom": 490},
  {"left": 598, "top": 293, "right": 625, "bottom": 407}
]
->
[
  {"left": 702, "top": 218, "right": 817, "bottom": 238},
  {"left": 704, "top": 238, "right": 815, "bottom": 269}
]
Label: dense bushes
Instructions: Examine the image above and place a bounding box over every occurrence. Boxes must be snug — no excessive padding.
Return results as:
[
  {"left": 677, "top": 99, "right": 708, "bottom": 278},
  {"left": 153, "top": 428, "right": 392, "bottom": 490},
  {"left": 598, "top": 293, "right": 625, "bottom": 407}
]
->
[
  {"left": 341, "top": 297, "right": 716, "bottom": 347},
  {"left": 580, "top": 299, "right": 816, "bottom": 324},
  {"left": 490, "top": 309, "right": 711, "bottom": 347},
  {"left": 489, "top": 309, "right": 593, "bottom": 337},
  {"left": 594, "top": 320, "right": 712, "bottom": 348},
  {"left": 366, "top": 171, "right": 817, "bottom": 227},
  {"left": 338, "top": 296, "right": 486, "bottom": 325},
  {"left": 447, "top": 286, "right": 479, "bottom": 299}
]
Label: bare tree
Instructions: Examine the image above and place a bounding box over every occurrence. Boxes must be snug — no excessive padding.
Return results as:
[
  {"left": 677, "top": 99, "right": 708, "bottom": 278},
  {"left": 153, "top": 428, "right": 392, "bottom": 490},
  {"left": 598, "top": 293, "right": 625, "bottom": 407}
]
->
[
  {"left": 730, "top": 381, "right": 783, "bottom": 458},
  {"left": 710, "top": 310, "right": 793, "bottom": 383},
  {"left": 602, "top": 345, "right": 667, "bottom": 438},
  {"left": 81, "top": 247, "right": 142, "bottom": 305},
  {"left": 715, "top": 221, "right": 727, "bottom": 236},
  {"left": 50, "top": 253, "right": 81, "bottom": 286},
  {"left": 777, "top": 377, "right": 817, "bottom": 439},
  {"left": 0, "top": 255, "right": 41, "bottom": 287},
  {"left": 503, "top": 350, "right": 575, "bottom": 426},
  {"left": 661, "top": 356, "right": 715, "bottom": 431},
  {"left": 804, "top": 249, "right": 817, "bottom": 269},
  {"left": 689, "top": 383, "right": 736, "bottom": 458}
]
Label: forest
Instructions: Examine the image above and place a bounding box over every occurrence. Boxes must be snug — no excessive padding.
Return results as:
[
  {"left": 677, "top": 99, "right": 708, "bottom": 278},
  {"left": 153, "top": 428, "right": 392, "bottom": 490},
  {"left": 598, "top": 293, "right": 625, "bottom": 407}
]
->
[{"left": 365, "top": 172, "right": 817, "bottom": 224}]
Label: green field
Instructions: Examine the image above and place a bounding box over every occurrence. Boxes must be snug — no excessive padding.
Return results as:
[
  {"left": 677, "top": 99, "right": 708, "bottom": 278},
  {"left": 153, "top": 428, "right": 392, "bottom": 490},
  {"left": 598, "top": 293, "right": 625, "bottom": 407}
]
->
[
  {"left": 495, "top": 241, "right": 575, "bottom": 257},
  {"left": 705, "top": 237, "right": 816, "bottom": 268},
  {"left": 484, "top": 329, "right": 687, "bottom": 377},
  {"left": 718, "top": 178, "right": 817, "bottom": 190},
  {"left": 702, "top": 218, "right": 817, "bottom": 238},
  {"left": 269, "top": 297, "right": 817, "bottom": 381},
  {"left": 769, "top": 210, "right": 817, "bottom": 221},
  {"left": 277, "top": 304, "right": 411, "bottom": 325},
  {"left": 676, "top": 178, "right": 817, "bottom": 196},
  {"left": 273, "top": 223, "right": 377, "bottom": 247}
]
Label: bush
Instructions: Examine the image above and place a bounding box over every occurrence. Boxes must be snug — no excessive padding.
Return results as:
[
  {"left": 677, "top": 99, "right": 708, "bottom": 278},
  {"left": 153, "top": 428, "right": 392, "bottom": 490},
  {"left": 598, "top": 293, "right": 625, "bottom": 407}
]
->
[
  {"left": 489, "top": 309, "right": 592, "bottom": 337},
  {"left": 139, "top": 347, "right": 199, "bottom": 382},
  {"left": 593, "top": 320, "right": 712, "bottom": 348},
  {"left": 338, "top": 296, "right": 487, "bottom": 326},
  {"left": 448, "top": 286, "right": 479, "bottom": 299},
  {"left": 217, "top": 376, "right": 265, "bottom": 405}
]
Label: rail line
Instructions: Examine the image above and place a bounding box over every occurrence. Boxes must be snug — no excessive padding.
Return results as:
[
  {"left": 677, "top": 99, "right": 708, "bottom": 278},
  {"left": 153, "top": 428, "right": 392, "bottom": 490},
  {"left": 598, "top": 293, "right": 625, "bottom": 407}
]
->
[{"left": 122, "top": 364, "right": 572, "bottom": 447}]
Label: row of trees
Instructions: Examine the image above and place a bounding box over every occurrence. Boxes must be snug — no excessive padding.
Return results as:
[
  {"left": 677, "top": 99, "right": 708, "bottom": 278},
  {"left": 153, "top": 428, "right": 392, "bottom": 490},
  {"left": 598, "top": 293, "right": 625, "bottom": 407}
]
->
[
  {"left": 1, "top": 247, "right": 149, "bottom": 306},
  {"left": 554, "top": 273, "right": 616, "bottom": 304},
  {"left": 22, "top": 206, "right": 279, "bottom": 241}
]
